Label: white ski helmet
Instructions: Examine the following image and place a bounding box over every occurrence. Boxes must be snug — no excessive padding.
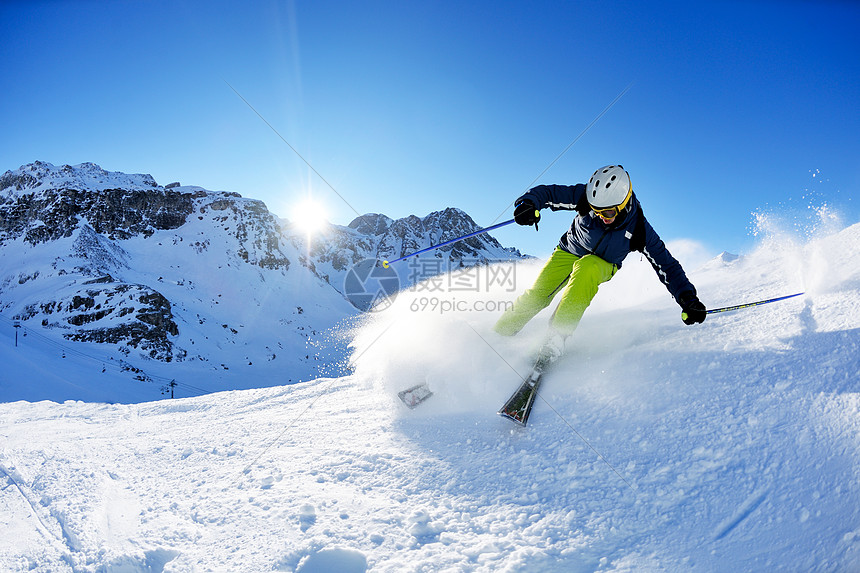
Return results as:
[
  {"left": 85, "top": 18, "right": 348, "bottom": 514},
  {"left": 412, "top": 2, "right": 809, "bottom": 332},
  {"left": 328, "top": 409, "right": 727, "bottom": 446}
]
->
[{"left": 587, "top": 165, "right": 632, "bottom": 210}]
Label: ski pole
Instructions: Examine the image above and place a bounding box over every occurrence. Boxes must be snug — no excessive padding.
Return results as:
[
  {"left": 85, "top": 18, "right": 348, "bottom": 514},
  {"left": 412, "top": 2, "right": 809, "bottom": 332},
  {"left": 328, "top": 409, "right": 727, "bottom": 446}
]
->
[
  {"left": 382, "top": 218, "right": 516, "bottom": 268},
  {"left": 684, "top": 292, "right": 805, "bottom": 321}
]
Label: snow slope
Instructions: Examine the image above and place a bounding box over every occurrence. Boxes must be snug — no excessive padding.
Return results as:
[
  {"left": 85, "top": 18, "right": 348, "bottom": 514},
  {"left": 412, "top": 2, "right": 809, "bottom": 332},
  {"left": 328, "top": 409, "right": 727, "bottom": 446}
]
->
[{"left": 1, "top": 216, "right": 859, "bottom": 572}]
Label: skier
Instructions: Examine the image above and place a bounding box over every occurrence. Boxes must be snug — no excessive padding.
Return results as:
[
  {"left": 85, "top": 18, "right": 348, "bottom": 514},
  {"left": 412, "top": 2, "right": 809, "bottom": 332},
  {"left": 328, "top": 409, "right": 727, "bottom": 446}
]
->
[{"left": 494, "top": 165, "right": 707, "bottom": 365}]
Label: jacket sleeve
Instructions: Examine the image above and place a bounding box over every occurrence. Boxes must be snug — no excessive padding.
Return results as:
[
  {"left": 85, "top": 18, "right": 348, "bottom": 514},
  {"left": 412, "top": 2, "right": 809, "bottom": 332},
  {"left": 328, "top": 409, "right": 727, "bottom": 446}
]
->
[
  {"left": 517, "top": 184, "right": 587, "bottom": 213},
  {"left": 639, "top": 217, "right": 697, "bottom": 304}
]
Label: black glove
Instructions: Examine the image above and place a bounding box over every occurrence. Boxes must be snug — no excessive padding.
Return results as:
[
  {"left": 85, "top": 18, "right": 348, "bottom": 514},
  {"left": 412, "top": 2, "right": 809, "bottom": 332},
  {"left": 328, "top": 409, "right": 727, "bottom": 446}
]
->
[
  {"left": 679, "top": 291, "right": 706, "bottom": 325},
  {"left": 514, "top": 200, "right": 540, "bottom": 226}
]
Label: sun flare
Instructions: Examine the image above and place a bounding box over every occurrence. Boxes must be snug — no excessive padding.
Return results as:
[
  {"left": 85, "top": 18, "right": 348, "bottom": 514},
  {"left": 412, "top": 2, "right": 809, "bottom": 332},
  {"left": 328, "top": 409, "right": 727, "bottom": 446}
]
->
[{"left": 292, "top": 198, "right": 329, "bottom": 234}]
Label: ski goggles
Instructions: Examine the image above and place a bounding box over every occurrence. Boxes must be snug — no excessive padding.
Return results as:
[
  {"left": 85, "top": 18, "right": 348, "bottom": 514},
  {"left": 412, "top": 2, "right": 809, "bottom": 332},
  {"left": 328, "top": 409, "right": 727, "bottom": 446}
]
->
[{"left": 590, "top": 188, "right": 633, "bottom": 219}]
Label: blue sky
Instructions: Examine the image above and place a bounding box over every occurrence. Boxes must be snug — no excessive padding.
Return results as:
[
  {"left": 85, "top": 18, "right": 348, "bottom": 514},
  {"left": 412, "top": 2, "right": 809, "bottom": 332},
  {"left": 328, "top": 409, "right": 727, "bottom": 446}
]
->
[{"left": 2, "top": 0, "right": 858, "bottom": 259}]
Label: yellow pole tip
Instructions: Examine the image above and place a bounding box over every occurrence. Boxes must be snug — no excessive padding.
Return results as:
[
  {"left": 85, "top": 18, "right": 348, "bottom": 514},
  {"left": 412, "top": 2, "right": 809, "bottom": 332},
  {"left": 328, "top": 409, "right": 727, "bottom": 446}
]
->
[{"left": 382, "top": 260, "right": 389, "bottom": 269}]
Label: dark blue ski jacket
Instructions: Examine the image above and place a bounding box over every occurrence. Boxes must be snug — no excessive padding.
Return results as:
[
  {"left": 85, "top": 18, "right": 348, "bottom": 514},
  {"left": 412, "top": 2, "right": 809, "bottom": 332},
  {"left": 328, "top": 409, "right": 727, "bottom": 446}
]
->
[{"left": 517, "top": 184, "right": 696, "bottom": 305}]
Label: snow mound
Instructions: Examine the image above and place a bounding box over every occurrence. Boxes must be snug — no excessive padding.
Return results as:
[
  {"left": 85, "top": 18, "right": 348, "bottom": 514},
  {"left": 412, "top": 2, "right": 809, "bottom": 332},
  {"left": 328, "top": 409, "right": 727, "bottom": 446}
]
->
[{"left": 294, "top": 547, "right": 367, "bottom": 572}]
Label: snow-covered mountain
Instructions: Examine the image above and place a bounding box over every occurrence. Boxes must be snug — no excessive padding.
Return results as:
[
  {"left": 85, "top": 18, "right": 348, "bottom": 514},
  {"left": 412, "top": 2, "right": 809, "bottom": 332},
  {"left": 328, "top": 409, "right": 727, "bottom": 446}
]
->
[
  {"left": 1, "top": 206, "right": 858, "bottom": 571},
  {"left": 0, "top": 162, "right": 527, "bottom": 401},
  {"left": 285, "top": 209, "right": 526, "bottom": 294}
]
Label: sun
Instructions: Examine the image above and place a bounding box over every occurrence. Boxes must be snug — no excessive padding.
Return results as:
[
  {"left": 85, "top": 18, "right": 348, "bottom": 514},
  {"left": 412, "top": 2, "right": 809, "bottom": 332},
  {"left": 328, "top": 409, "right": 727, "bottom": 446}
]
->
[{"left": 291, "top": 198, "right": 329, "bottom": 234}]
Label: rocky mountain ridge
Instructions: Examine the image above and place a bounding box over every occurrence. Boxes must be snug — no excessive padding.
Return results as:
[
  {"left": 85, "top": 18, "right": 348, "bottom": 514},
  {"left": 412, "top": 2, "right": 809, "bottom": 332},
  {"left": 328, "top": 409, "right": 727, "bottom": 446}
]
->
[{"left": 287, "top": 208, "right": 525, "bottom": 294}]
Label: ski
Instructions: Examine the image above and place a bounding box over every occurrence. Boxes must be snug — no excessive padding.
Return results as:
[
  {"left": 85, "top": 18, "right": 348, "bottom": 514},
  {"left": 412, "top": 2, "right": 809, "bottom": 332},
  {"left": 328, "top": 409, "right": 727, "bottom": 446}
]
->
[
  {"left": 498, "top": 364, "right": 545, "bottom": 426},
  {"left": 499, "top": 340, "right": 563, "bottom": 426},
  {"left": 398, "top": 382, "right": 433, "bottom": 409}
]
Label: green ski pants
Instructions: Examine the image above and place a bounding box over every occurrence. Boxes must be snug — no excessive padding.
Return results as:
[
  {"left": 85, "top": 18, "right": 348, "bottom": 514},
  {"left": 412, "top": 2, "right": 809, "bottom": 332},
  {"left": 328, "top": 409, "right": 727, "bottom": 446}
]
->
[{"left": 494, "top": 247, "right": 617, "bottom": 337}]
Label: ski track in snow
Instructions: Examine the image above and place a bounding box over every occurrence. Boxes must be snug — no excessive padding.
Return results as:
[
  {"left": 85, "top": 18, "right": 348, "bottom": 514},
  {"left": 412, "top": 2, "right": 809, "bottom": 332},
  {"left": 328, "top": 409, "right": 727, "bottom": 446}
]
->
[{"left": 1, "top": 218, "right": 860, "bottom": 571}]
